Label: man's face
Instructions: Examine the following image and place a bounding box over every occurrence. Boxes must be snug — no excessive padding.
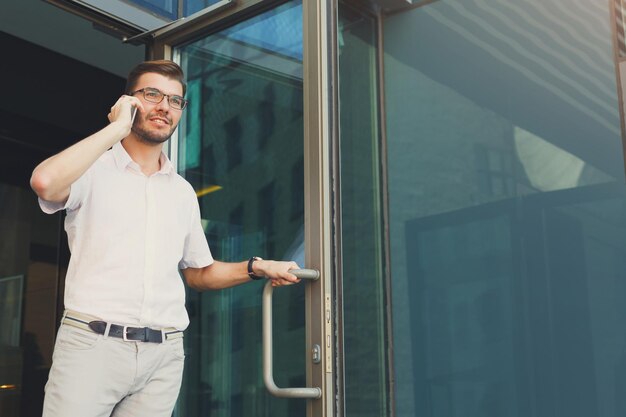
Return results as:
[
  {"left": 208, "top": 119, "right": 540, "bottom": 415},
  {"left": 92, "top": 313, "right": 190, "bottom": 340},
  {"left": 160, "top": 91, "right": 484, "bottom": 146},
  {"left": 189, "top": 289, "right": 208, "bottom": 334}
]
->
[{"left": 130, "top": 72, "right": 185, "bottom": 146}]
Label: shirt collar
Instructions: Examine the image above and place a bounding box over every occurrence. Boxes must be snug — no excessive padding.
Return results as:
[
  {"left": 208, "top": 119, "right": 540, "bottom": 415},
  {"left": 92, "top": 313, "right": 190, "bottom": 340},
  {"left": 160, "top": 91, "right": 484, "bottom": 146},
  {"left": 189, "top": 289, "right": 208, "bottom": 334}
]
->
[
  {"left": 112, "top": 141, "right": 175, "bottom": 176},
  {"left": 157, "top": 152, "right": 175, "bottom": 175}
]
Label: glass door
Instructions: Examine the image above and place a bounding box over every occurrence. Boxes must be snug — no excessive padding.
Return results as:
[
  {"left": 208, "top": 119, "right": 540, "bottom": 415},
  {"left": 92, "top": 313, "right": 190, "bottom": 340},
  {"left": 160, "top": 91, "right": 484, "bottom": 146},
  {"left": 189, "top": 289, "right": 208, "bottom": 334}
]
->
[{"left": 172, "top": 2, "right": 329, "bottom": 416}]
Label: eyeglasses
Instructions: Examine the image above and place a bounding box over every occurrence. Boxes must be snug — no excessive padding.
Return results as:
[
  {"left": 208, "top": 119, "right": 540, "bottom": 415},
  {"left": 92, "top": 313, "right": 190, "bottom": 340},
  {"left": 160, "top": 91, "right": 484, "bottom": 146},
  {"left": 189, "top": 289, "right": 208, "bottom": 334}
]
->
[{"left": 129, "top": 87, "right": 188, "bottom": 110}]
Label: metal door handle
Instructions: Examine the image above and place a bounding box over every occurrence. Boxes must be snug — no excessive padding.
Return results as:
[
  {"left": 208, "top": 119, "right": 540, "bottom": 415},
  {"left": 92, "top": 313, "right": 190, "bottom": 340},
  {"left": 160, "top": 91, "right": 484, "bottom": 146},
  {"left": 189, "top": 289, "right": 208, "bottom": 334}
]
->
[{"left": 263, "top": 269, "right": 322, "bottom": 399}]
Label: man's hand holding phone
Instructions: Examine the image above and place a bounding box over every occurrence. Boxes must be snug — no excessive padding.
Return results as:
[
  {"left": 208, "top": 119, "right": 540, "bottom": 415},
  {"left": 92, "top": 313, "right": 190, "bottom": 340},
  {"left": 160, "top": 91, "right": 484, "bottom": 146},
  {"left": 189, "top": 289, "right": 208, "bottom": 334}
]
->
[{"left": 107, "top": 95, "right": 143, "bottom": 139}]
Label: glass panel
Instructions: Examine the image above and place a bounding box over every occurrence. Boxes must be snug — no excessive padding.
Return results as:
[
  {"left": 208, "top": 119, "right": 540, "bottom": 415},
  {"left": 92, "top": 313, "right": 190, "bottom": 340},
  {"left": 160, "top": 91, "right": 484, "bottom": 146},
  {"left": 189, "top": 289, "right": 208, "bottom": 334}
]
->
[
  {"left": 185, "top": 0, "right": 226, "bottom": 18},
  {"left": 47, "top": 0, "right": 231, "bottom": 28},
  {"left": 337, "top": 3, "right": 389, "bottom": 417},
  {"left": 0, "top": 277, "right": 23, "bottom": 348},
  {"left": 176, "top": 2, "right": 304, "bottom": 416},
  {"left": 0, "top": 139, "right": 64, "bottom": 417},
  {"left": 126, "top": 0, "right": 178, "bottom": 20},
  {"left": 53, "top": 0, "right": 171, "bottom": 29},
  {"left": 383, "top": 1, "right": 626, "bottom": 417}
]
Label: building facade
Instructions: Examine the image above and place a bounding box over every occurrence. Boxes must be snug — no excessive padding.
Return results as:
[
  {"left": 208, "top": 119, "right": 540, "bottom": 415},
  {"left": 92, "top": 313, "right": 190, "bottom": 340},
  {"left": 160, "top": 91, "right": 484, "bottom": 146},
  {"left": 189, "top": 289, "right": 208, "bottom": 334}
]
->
[{"left": 1, "top": 1, "right": 626, "bottom": 416}]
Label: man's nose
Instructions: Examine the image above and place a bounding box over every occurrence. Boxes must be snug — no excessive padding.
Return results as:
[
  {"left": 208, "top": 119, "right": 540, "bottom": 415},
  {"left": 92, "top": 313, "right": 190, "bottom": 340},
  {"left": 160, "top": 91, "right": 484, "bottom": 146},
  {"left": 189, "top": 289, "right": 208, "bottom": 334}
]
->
[{"left": 155, "top": 97, "right": 171, "bottom": 112}]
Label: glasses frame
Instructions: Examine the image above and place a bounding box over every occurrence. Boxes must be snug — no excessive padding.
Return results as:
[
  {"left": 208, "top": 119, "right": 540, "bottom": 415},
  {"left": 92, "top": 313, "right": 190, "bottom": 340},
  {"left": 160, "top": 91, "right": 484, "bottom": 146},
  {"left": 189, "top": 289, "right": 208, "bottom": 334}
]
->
[{"left": 129, "top": 87, "right": 189, "bottom": 110}]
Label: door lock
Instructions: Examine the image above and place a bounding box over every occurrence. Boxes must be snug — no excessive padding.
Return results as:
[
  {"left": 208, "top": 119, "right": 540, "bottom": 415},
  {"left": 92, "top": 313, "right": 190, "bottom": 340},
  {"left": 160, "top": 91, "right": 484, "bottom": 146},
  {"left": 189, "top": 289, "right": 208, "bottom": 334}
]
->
[{"left": 312, "top": 344, "right": 321, "bottom": 364}]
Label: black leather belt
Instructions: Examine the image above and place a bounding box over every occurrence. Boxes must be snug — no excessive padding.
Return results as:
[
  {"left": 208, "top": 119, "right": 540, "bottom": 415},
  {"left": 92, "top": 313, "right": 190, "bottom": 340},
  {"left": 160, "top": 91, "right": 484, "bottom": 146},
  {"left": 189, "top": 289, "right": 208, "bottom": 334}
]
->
[
  {"left": 87, "top": 320, "right": 179, "bottom": 343},
  {"left": 62, "top": 311, "right": 184, "bottom": 343}
]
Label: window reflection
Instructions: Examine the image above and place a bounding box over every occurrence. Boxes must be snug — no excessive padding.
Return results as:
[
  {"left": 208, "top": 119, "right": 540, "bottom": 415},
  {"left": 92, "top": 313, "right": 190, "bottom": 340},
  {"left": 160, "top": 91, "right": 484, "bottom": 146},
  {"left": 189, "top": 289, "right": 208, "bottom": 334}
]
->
[
  {"left": 126, "top": 0, "right": 225, "bottom": 19},
  {"left": 128, "top": 0, "right": 178, "bottom": 19},
  {"left": 514, "top": 126, "right": 613, "bottom": 192},
  {"left": 383, "top": 0, "right": 626, "bottom": 416},
  {"left": 338, "top": 3, "right": 389, "bottom": 417},
  {"left": 185, "top": 0, "right": 223, "bottom": 17},
  {"left": 176, "top": 2, "right": 305, "bottom": 416}
]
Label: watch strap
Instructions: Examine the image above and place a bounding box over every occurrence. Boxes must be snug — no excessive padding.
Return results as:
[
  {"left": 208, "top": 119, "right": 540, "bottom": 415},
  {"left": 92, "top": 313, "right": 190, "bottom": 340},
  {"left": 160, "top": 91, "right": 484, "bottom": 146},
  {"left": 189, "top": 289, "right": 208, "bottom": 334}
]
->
[{"left": 248, "top": 256, "right": 264, "bottom": 280}]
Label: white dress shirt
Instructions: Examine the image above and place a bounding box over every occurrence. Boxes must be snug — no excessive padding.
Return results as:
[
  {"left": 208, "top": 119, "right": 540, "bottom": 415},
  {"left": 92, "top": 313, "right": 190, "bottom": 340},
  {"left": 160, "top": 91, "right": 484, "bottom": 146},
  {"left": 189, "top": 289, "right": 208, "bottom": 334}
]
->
[{"left": 39, "top": 142, "right": 213, "bottom": 330}]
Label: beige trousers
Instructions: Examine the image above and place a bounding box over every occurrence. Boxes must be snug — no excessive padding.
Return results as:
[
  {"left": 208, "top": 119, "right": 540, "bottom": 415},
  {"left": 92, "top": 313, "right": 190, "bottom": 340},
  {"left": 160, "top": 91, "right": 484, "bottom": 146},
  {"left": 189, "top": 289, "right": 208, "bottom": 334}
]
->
[{"left": 42, "top": 323, "right": 185, "bottom": 417}]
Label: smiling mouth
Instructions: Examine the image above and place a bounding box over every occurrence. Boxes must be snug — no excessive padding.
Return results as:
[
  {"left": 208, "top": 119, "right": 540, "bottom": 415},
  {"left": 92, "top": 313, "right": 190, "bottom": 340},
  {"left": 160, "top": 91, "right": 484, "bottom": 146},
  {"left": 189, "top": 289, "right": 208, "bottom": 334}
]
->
[{"left": 149, "top": 117, "right": 170, "bottom": 125}]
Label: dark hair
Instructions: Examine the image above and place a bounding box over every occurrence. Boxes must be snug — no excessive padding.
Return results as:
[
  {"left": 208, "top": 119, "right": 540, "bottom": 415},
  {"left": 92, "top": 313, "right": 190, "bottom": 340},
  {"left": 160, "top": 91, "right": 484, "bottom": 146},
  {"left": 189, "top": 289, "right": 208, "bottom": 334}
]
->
[{"left": 125, "top": 60, "right": 186, "bottom": 96}]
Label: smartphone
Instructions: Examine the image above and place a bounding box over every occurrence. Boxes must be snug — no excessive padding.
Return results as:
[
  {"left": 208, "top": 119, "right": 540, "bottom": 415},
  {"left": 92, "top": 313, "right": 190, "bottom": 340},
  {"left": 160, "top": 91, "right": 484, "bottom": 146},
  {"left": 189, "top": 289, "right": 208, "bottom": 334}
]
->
[{"left": 131, "top": 107, "right": 137, "bottom": 124}]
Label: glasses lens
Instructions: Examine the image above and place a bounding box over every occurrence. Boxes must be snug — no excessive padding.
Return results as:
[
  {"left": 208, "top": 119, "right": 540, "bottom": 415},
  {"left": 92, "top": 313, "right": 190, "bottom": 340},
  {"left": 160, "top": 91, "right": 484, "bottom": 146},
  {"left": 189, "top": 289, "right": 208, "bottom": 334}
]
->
[
  {"left": 169, "top": 96, "right": 186, "bottom": 110},
  {"left": 143, "top": 88, "right": 163, "bottom": 103}
]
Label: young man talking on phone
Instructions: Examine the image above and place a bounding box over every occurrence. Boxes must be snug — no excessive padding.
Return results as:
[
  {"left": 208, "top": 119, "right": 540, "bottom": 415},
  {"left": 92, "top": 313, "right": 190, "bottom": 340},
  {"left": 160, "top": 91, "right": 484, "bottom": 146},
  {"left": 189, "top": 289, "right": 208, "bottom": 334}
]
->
[{"left": 31, "top": 60, "right": 300, "bottom": 417}]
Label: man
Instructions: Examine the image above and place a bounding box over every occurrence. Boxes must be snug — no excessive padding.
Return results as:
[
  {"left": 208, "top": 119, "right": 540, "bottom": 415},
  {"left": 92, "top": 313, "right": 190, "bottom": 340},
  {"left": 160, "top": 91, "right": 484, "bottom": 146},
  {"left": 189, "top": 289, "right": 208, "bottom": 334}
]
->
[{"left": 30, "top": 60, "right": 300, "bottom": 417}]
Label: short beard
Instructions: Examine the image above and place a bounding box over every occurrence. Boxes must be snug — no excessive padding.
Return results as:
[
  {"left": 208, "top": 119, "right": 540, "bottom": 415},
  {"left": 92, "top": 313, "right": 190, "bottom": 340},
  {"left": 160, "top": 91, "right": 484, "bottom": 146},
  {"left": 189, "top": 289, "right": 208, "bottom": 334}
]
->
[{"left": 131, "top": 124, "right": 174, "bottom": 146}]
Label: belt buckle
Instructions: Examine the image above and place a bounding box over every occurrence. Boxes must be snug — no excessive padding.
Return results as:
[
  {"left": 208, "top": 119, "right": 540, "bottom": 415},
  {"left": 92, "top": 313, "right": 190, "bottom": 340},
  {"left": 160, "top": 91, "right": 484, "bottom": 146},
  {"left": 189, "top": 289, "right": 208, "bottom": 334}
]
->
[{"left": 122, "top": 326, "right": 130, "bottom": 342}]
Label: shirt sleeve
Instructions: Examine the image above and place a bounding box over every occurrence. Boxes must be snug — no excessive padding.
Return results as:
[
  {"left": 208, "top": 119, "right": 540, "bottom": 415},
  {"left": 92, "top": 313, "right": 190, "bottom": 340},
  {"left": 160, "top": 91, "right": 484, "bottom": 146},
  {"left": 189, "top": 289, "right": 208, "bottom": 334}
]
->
[
  {"left": 38, "top": 169, "right": 91, "bottom": 214},
  {"left": 179, "top": 196, "right": 214, "bottom": 269}
]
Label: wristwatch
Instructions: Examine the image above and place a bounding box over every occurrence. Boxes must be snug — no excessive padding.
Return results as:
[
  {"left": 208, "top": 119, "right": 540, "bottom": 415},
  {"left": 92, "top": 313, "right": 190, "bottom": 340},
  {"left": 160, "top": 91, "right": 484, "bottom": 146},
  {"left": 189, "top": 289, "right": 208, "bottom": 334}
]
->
[{"left": 248, "top": 256, "right": 264, "bottom": 280}]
